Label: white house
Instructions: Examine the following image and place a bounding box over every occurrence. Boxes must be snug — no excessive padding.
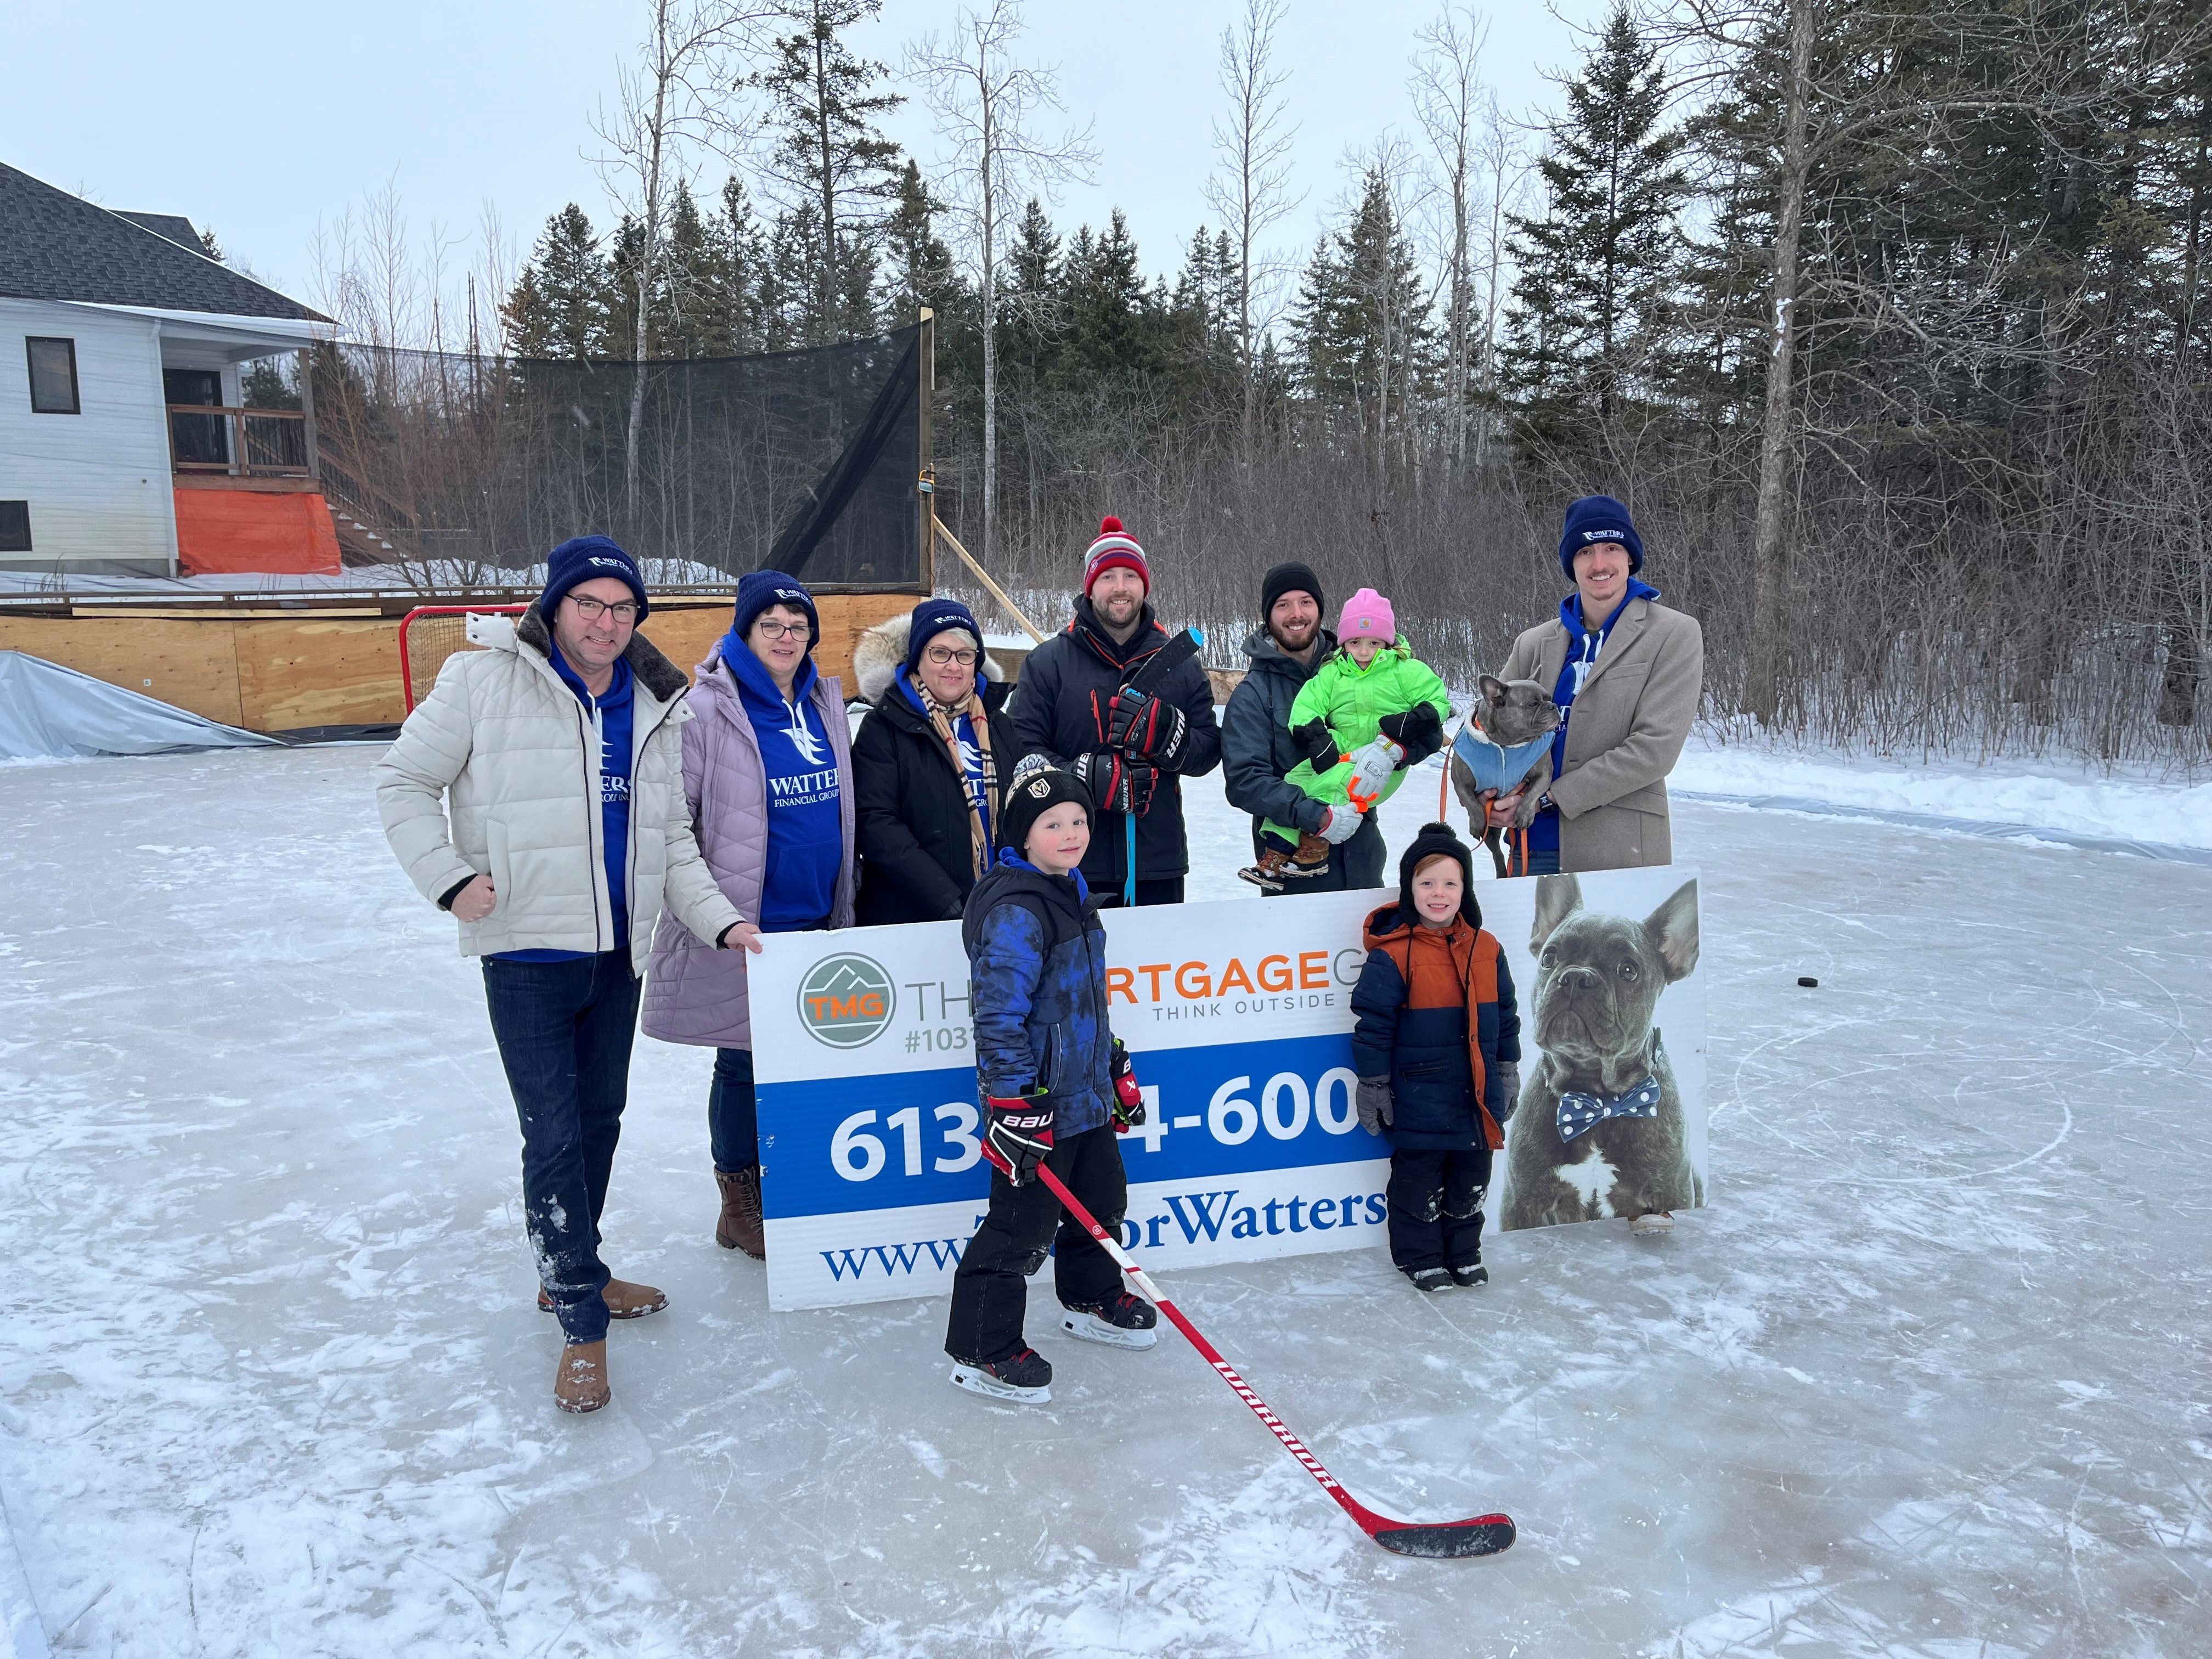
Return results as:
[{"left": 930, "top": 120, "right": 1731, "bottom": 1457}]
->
[{"left": 0, "top": 162, "right": 340, "bottom": 578}]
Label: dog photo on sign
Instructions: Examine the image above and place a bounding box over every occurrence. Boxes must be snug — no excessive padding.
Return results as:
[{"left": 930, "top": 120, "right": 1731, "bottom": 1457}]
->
[{"left": 1501, "top": 872, "right": 1704, "bottom": 1231}]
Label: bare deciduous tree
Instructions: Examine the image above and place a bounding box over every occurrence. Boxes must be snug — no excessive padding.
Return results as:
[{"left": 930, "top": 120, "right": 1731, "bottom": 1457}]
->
[
  {"left": 910, "top": 0, "right": 1095, "bottom": 567},
  {"left": 1411, "top": 4, "right": 1486, "bottom": 466},
  {"left": 1206, "top": 0, "right": 1302, "bottom": 454},
  {"left": 595, "top": 0, "right": 768, "bottom": 511}
]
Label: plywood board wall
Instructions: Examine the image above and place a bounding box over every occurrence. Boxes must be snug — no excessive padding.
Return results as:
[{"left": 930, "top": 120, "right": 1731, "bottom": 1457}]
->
[{"left": 0, "top": 590, "right": 920, "bottom": 733}]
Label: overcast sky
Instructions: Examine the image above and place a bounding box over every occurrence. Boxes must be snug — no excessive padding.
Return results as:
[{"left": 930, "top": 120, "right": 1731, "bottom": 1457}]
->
[{"left": 6, "top": 0, "right": 1606, "bottom": 323}]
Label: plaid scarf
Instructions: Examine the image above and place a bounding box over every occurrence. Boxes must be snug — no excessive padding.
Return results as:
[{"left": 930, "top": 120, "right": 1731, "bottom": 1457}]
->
[{"left": 911, "top": 674, "right": 998, "bottom": 878}]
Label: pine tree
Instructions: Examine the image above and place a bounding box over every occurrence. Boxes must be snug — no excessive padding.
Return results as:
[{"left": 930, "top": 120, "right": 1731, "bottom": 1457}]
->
[
  {"left": 882, "top": 160, "right": 961, "bottom": 324},
  {"left": 710, "top": 177, "right": 769, "bottom": 355},
  {"left": 504, "top": 204, "right": 611, "bottom": 360},
  {"left": 604, "top": 215, "right": 656, "bottom": 358},
  {"left": 753, "top": 0, "right": 906, "bottom": 343},
  {"left": 1501, "top": 3, "right": 1688, "bottom": 431},
  {"left": 1058, "top": 210, "right": 1156, "bottom": 390},
  {"left": 759, "top": 206, "right": 822, "bottom": 351},
  {"left": 657, "top": 178, "right": 725, "bottom": 357},
  {"left": 1292, "top": 169, "right": 1434, "bottom": 479}
]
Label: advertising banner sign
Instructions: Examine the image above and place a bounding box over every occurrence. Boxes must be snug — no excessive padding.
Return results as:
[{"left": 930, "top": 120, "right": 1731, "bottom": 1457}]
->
[{"left": 751, "top": 870, "right": 1705, "bottom": 1312}]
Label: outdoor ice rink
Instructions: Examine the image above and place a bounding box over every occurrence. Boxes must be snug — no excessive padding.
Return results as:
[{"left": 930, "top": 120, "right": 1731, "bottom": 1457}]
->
[{"left": 2, "top": 746, "right": 2206, "bottom": 1657}]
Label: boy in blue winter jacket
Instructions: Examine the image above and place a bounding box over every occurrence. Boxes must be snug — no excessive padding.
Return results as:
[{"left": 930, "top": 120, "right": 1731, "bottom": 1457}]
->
[
  {"left": 944, "top": 761, "right": 1156, "bottom": 1404},
  {"left": 1351, "top": 823, "right": 1521, "bottom": 1291}
]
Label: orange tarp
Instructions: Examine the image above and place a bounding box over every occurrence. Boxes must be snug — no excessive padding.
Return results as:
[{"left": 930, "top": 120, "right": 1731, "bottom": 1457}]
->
[{"left": 174, "top": 490, "right": 342, "bottom": 576}]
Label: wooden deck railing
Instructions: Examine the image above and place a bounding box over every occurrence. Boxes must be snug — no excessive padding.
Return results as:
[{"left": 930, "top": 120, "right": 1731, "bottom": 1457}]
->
[{"left": 166, "top": 404, "right": 314, "bottom": 479}]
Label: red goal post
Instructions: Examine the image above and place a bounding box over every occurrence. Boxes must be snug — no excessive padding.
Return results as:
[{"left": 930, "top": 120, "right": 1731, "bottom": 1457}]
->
[{"left": 397, "top": 605, "right": 527, "bottom": 713}]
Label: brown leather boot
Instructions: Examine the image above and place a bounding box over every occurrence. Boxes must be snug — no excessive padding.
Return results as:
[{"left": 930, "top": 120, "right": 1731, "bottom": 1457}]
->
[
  {"left": 716, "top": 1167, "right": 765, "bottom": 1259},
  {"left": 554, "top": 1340, "right": 610, "bottom": 1414},
  {"left": 537, "top": 1278, "right": 668, "bottom": 1319}
]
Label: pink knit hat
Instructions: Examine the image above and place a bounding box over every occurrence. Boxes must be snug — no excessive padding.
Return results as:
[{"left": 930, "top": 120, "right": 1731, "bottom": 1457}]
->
[{"left": 1338, "top": 587, "right": 1396, "bottom": 644}]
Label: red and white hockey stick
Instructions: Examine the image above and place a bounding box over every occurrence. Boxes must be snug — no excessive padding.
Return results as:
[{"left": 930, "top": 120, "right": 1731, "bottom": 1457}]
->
[{"left": 1034, "top": 1162, "right": 1516, "bottom": 1559}]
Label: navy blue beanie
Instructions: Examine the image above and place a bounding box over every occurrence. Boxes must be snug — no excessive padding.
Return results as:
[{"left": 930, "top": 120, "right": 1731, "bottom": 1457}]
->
[
  {"left": 905, "top": 596, "right": 984, "bottom": 676},
  {"left": 732, "top": 569, "right": 821, "bottom": 654},
  {"left": 1558, "top": 495, "right": 1645, "bottom": 577},
  {"left": 540, "top": 535, "right": 650, "bottom": 620}
]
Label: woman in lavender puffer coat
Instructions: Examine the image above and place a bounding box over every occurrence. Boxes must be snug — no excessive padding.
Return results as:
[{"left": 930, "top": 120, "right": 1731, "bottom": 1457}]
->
[{"left": 644, "top": 570, "right": 855, "bottom": 1260}]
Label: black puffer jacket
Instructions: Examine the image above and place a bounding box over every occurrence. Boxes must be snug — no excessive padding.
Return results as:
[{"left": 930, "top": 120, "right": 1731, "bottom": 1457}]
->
[
  {"left": 853, "top": 679, "right": 1021, "bottom": 925},
  {"left": 1221, "top": 623, "right": 1385, "bottom": 883},
  {"left": 1008, "top": 600, "right": 1222, "bottom": 889},
  {"left": 1222, "top": 624, "right": 1340, "bottom": 839}
]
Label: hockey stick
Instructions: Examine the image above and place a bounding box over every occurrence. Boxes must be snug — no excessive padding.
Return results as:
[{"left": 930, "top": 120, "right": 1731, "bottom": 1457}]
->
[{"left": 1032, "top": 1161, "right": 1516, "bottom": 1560}]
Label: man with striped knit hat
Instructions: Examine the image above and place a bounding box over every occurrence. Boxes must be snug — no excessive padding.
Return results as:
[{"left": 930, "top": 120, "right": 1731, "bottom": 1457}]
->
[{"left": 1008, "top": 515, "right": 1222, "bottom": 906}]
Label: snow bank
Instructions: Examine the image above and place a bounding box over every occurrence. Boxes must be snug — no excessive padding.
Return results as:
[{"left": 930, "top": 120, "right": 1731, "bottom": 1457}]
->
[{"left": 1667, "top": 735, "right": 2212, "bottom": 850}]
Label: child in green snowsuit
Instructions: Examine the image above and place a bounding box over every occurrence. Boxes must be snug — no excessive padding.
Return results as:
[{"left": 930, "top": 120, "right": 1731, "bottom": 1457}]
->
[{"left": 1238, "top": 587, "right": 1453, "bottom": 891}]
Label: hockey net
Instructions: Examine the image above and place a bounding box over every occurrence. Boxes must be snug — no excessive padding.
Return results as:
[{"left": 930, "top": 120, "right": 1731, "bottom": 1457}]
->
[{"left": 397, "top": 605, "right": 526, "bottom": 713}]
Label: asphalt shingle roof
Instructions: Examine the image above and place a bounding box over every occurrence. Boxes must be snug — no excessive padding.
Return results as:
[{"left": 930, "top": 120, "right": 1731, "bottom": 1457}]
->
[
  {"left": 116, "top": 211, "right": 203, "bottom": 249},
  {"left": 1, "top": 163, "right": 329, "bottom": 323}
]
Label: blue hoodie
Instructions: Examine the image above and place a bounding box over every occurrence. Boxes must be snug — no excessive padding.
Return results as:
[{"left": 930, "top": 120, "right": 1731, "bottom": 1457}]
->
[
  {"left": 1528, "top": 578, "right": 1660, "bottom": 854},
  {"left": 720, "top": 628, "right": 843, "bottom": 932}
]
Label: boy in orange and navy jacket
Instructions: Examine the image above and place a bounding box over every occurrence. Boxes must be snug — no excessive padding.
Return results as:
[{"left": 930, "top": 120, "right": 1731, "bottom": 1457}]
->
[{"left": 1350, "top": 822, "right": 1521, "bottom": 1291}]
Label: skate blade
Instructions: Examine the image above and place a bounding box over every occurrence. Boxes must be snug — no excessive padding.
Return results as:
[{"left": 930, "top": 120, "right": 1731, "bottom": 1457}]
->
[
  {"left": 949, "top": 1365, "right": 1051, "bottom": 1404},
  {"left": 1235, "top": 867, "right": 1285, "bottom": 893},
  {"left": 1060, "top": 1311, "right": 1158, "bottom": 1350}
]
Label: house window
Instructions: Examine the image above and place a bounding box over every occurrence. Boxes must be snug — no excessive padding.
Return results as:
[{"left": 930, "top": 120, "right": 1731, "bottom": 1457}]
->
[
  {"left": 27, "top": 337, "right": 80, "bottom": 414},
  {"left": 0, "top": 501, "right": 29, "bottom": 553}
]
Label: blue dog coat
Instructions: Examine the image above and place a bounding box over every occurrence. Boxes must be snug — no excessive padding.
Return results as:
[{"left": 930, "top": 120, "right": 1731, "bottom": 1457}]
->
[{"left": 1451, "top": 720, "right": 1554, "bottom": 797}]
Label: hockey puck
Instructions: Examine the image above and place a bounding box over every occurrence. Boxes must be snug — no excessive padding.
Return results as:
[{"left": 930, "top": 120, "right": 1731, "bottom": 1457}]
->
[{"left": 1797, "top": 976, "right": 1819, "bottom": 988}]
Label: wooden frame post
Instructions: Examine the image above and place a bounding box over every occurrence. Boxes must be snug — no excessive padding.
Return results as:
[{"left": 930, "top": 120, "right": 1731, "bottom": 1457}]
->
[
  {"left": 916, "top": 307, "right": 935, "bottom": 591},
  {"left": 298, "top": 346, "right": 320, "bottom": 483}
]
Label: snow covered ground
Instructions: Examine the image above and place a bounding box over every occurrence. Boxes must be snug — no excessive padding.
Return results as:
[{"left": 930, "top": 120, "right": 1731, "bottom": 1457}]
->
[
  {"left": 2, "top": 748, "right": 2208, "bottom": 1656},
  {"left": 1666, "top": 734, "right": 2212, "bottom": 855}
]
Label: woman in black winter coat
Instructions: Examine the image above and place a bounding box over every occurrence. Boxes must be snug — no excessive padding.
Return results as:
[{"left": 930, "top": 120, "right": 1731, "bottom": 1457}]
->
[{"left": 851, "top": 598, "right": 1023, "bottom": 924}]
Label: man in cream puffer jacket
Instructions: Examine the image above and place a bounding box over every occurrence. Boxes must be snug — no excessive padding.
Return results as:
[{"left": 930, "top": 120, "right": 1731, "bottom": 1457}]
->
[{"left": 376, "top": 537, "right": 747, "bottom": 1415}]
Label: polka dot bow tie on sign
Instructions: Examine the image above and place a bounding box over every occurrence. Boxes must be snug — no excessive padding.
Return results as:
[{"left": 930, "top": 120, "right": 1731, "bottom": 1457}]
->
[{"left": 1555, "top": 1075, "right": 1663, "bottom": 1142}]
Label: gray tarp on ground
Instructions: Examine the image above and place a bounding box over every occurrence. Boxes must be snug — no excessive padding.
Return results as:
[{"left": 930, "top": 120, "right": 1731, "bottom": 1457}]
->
[{"left": 0, "top": 652, "right": 277, "bottom": 759}]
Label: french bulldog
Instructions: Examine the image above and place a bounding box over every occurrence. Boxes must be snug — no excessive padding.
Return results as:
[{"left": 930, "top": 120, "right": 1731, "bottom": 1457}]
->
[
  {"left": 1501, "top": 872, "right": 1702, "bottom": 1231},
  {"left": 1448, "top": 674, "right": 1562, "bottom": 878}
]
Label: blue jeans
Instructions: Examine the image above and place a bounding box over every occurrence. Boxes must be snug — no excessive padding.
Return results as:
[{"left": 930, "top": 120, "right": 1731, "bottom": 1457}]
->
[
  {"left": 481, "top": 950, "right": 642, "bottom": 1344},
  {"left": 1516, "top": 845, "right": 1561, "bottom": 876},
  {"left": 709, "top": 1047, "right": 757, "bottom": 1174}
]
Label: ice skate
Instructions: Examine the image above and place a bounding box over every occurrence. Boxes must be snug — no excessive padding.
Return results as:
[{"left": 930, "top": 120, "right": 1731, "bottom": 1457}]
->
[
  {"left": 1403, "top": 1267, "right": 1452, "bottom": 1293},
  {"left": 949, "top": 1346, "right": 1053, "bottom": 1404},
  {"left": 1060, "top": 1290, "right": 1159, "bottom": 1350},
  {"left": 1448, "top": 1261, "right": 1489, "bottom": 1288},
  {"left": 1629, "top": 1211, "right": 1674, "bottom": 1237}
]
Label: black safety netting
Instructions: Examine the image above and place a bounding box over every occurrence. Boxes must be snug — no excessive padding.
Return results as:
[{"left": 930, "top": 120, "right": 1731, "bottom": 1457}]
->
[{"left": 307, "top": 324, "right": 922, "bottom": 586}]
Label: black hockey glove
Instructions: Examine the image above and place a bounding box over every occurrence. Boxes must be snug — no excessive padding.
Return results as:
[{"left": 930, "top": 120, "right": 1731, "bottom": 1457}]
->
[
  {"left": 1109, "top": 1039, "right": 1147, "bottom": 1134},
  {"left": 984, "top": 1090, "right": 1055, "bottom": 1186},
  {"left": 1107, "top": 688, "right": 1190, "bottom": 769},
  {"left": 1071, "top": 749, "right": 1131, "bottom": 812},
  {"left": 1377, "top": 702, "right": 1445, "bottom": 765},
  {"left": 1071, "top": 751, "right": 1158, "bottom": 815},
  {"left": 1291, "top": 718, "right": 1340, "bottom": 769}
]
